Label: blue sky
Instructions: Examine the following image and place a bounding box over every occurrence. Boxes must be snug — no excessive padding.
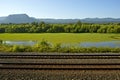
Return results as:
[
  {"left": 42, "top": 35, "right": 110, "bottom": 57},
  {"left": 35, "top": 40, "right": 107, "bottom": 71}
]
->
[{"left": 0, "top": 0, "right": 120, "bottom": 19}]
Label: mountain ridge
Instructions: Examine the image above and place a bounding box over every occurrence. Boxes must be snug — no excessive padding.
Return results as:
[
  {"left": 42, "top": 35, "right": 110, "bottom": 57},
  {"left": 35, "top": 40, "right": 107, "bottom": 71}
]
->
[{"left": 0, "top": 14, "right": 120, "bottom": 23}]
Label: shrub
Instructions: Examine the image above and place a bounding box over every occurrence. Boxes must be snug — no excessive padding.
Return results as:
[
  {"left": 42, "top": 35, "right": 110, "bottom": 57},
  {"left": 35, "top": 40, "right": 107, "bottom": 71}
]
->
[
  {"left": 12, "top": 45, "right": 26, "bottom": 52},
  {"left": 0, "top": 42, "right": 120, "bottom": 53},
  {"left": 0, "top": 40, "right": 3, "bottom": 44}
]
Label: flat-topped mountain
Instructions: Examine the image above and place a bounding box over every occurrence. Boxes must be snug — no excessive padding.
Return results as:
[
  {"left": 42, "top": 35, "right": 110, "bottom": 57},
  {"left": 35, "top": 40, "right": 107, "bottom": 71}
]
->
[
  {"left": 0, "top": 14, "right": 36, "bottom": 23},
  {"left": 0, "top": 14, "right": 120, "bottom": 23}
]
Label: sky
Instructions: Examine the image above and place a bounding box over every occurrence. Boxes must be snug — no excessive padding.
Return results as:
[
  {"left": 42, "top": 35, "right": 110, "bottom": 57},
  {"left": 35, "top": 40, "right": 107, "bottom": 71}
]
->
[{"left": 0, "top": 0, "right": 120, "bottom": 19}]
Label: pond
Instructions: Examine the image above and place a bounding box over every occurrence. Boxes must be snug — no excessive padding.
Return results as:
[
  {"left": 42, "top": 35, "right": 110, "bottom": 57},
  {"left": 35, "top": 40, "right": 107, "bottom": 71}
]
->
[
  {"left": 79, "top": 41, "right": 120, "bottom": 48},
  {"left": 1, "top": 40, "right": 120, "bottom": 48},
  {"left": 60, "top": 41, "right": 120, "bottom": 48},
  {"left": 2, "top": 41, "right": 37, "bottom": 46}
]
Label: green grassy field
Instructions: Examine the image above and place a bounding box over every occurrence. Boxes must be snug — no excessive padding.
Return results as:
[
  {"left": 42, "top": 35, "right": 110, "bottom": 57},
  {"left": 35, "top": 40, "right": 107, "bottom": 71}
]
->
[{"left": 0, "top": 33, "right": 120, "bottom": 44}]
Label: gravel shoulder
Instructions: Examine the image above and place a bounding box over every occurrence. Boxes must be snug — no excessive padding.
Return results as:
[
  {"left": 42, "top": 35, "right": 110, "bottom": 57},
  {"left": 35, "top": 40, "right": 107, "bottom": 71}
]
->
[{"left": 0, "top": 69, "right": 120, "bottom": 80}]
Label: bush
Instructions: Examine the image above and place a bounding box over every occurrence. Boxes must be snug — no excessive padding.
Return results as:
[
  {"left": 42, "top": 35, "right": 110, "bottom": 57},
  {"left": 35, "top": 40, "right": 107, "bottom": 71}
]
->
[
  {"left": 0, "top": 42, "right": 120, "bottom": 53},
  {"left": 12, "top": 45, "right": 25, "bottom": 52},
  {"left": 0, "top": 40, "right": 3, "bottom": 44}
]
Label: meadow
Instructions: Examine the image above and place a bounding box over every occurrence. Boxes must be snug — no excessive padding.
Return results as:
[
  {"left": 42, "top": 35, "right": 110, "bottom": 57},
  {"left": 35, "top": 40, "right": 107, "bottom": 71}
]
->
[
  {"left": 0, "top": 33, "right": 120, "bottom": 44},
  {"left": 0, "top": 33, "right": 120, "bottom": 53}
]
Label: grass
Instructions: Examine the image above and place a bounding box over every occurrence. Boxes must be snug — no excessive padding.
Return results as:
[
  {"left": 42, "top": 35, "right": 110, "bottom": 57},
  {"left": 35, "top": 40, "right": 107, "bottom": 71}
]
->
[{"left": 0, "top": 33, "right": 120, "bottom": 44}]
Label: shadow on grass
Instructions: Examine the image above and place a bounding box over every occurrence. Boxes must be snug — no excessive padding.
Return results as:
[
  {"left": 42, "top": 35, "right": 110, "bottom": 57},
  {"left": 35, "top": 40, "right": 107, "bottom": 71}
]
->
[{"left": 110, "top": 35, "right": 120, "bottom": 40}]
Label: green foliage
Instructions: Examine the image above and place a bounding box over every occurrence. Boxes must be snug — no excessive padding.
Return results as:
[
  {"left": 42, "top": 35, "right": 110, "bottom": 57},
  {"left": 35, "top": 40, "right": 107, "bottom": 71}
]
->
[
  {"left": 53, "top": 43, "right": 62, "bottom": 52},
  {"left": 33, "top": 40, "right": 52, "bottom": 52},
  {"left": 0, "top": 42, "right": 119, "bottom": 53},
  {"left": 0, "top": 40, "right": 3, "bottom": 44},
  {"left": 12, "top": 45, "right": 25, "bottom": 52},
  {"left": 0, "top": 21, "right": 120, "bottom": 33}
]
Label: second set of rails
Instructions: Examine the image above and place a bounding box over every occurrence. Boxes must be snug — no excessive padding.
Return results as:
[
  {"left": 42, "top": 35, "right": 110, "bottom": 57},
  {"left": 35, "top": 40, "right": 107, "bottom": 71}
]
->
[{"left": 0, "top": 53, "right": 120, "bottom": 70}]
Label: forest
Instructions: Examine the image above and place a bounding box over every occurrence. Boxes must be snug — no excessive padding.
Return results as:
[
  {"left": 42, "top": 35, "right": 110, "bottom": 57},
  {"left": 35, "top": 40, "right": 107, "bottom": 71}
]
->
[{"left": 0, "top": 21, "right": 120, "bottom": 33}]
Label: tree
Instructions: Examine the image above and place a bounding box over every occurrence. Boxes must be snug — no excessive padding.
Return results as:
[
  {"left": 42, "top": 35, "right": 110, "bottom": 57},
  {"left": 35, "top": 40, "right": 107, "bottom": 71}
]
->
[{"left": 0, "top": 27, "right": 5, "bottom": 33}]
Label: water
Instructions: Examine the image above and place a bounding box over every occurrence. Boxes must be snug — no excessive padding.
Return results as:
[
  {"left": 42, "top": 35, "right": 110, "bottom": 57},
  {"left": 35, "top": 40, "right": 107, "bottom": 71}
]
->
[
  {"left": 3, "top": 41, "right": 37, "bottom": 46},
  {"left": 79, "top": 41, "right": 120, "bottom": 48},
  {"left": 2, "top": 40, "right": 120, "bottom": 48}
]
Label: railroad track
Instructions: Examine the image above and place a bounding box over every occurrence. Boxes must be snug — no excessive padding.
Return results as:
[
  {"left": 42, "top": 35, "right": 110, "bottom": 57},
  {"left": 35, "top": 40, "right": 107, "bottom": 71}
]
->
[
  {"left": 1, "top": 53, "right": 120, "bottom": 59},
  {"left": 0, "top": 53, "right": 120, "bottom": 70}
]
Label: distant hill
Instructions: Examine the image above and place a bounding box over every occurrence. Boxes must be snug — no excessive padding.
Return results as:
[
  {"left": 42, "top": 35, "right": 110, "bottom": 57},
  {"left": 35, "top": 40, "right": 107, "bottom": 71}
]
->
[
  {"left": 82, "top": 18, "right": 120, "bottom": 23},
  {"left": 0, "top": 14, "right": 37, "bottom": 23},
  {"left": 0, "top": 17, "right": 6, "bottom": 22},
  {"left": 0, "top": 14, "right": 120, "bottom": 23}
]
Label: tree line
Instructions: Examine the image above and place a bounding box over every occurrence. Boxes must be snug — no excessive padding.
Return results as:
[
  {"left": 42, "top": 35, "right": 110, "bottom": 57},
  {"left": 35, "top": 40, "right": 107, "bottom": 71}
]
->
[{"left": 0, "top": 21, "right": 120, "bottom": 33}]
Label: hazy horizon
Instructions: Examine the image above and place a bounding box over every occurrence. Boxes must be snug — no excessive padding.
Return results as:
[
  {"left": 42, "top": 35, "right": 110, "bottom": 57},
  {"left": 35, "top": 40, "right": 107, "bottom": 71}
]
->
[
  {"left": 1, "top": 13, "right": 120, "bottom": 19},
  {"left": 0, "top": 0, "right": 120, "bottom": 19}
]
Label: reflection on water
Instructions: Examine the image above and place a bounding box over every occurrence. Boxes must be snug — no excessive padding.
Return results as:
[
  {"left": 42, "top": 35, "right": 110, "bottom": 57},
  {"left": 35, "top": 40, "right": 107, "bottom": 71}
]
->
[
  {"left": 2, "top": 40, "right": 120, "bottom": 48},
  {"left": 62, "top": 41, "right": 120, "bottom": 48},
  {"left": 3, "top": 41, "right": 37, "bottom": 46},
  {"left": 79, "top": 41, "right": 120, "bottom": 48}
]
